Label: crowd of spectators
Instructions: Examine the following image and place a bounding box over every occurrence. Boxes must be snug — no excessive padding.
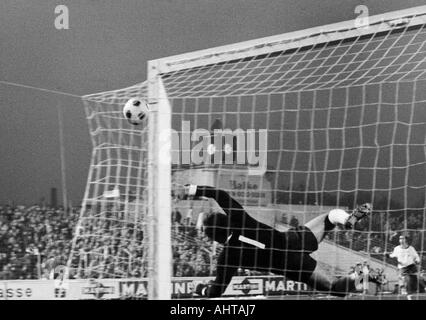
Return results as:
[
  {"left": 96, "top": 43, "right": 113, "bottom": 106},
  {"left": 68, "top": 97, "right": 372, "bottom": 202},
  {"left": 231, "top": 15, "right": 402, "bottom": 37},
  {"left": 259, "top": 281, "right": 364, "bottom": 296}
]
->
[
  {"left": 172, "top": 210, "right": 219, "bottom": 277},
  {"left": 347, "top": 261, "right": 426, "bottom": 295},
  {"left": 67, "top": 207, "right": 146, "bottom": 279},
  {"left": 0, "top": 203, "right": 424, "bottom": 281},
  {"left": 0, "top": 204, "right": 78, "bottom": 280},
  {"left": 0, "top": 204, "right": 218, "bottom": 280},
  {"left": 347, "top": 261, "right": 389, "bottom": 295}
]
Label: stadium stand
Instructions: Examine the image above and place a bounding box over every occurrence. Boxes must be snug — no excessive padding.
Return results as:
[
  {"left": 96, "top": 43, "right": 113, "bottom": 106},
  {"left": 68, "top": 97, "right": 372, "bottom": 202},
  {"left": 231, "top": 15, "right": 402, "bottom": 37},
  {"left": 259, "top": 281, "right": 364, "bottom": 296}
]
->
[{"left": 0, "top": 204, "right": 424, "bottom": 282}]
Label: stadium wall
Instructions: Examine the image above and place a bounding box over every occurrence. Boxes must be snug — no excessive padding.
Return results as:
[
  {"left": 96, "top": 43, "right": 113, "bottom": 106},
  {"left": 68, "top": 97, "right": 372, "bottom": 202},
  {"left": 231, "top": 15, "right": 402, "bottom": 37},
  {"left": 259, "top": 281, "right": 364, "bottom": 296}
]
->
[{"left": 0, "top": 276, "right": 309, "bottom": 300}]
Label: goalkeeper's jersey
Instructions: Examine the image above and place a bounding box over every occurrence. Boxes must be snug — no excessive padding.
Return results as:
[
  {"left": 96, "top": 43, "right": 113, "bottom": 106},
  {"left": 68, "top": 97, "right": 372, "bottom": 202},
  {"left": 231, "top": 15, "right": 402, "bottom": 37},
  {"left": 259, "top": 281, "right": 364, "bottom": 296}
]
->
[{"left": 190, "top": 185, "right": 318, "bottom": 297}]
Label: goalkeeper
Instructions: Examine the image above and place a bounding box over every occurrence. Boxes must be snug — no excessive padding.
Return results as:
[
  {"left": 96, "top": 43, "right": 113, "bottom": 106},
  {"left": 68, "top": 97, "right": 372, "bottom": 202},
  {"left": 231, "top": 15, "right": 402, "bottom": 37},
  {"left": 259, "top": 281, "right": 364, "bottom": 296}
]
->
[{"left": 173, "top": 184, "right": 373, "bottom": 298}]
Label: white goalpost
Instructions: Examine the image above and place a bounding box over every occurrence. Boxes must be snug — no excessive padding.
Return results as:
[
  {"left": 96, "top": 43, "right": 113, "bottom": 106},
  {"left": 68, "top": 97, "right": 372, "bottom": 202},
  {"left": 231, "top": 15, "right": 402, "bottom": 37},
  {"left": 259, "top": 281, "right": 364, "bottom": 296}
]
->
[
  {"left": 68, "top": 5, "right": 426, "bottom": 300},
  {"left": 147, "top": 65, "right": 172, "bottom": 299}
]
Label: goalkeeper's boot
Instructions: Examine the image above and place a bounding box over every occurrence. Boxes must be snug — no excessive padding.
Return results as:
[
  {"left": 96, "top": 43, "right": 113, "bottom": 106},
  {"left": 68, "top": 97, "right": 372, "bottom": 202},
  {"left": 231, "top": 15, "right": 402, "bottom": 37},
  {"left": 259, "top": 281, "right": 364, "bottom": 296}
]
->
[{"left": 345, "top": 203, "right": 372, "bottom": 229}]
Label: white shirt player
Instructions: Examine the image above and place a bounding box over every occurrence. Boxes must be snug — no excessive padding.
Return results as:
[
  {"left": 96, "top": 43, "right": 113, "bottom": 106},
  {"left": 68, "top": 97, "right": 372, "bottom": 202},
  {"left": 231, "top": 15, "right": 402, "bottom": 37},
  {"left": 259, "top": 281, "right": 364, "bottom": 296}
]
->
[{"left": 390, "top": 245, "right": 420, "bottom": 269}]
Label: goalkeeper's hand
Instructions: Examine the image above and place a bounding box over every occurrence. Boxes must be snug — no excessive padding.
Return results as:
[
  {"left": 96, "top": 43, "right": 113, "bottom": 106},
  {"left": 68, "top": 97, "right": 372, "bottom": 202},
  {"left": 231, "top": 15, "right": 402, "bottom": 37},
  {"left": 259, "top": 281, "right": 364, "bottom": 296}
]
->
[{"left": 172, "top": 183, "right": 187, "bottom": 200}]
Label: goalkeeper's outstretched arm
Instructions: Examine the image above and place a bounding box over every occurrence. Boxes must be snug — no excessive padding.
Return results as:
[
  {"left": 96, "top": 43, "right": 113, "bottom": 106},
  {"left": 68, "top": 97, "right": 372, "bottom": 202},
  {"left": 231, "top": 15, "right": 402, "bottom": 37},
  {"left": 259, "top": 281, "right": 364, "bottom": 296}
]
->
[
  {"left": 189, "top": 185, "right": 244, "bottom": 213},
  {"left": 174, "top": 184, "right": 255, "bottom": 227}
]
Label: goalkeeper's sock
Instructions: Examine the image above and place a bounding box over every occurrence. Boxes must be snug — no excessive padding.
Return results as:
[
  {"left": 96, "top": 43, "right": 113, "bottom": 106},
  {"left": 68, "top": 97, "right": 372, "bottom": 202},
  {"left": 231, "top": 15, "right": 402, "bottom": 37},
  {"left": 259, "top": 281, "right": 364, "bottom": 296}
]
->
[
  {"left": 327, "top": 209, "right": 350, "bottom": 226},
  {"left": 324, "top": 215, "right": 335, "bottom": 232}
]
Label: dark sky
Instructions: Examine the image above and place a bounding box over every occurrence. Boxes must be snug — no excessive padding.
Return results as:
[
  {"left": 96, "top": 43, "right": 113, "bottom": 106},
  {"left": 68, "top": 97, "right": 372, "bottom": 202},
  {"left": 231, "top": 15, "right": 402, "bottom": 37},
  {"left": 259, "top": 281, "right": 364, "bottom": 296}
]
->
[{"left": 1, "top": 0, "right": 425, "bottom": 205}]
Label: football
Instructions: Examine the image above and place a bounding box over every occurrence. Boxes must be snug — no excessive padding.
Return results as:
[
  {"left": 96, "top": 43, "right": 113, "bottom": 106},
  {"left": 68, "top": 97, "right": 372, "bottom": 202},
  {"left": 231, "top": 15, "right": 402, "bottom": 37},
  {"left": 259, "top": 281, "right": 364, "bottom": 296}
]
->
[{"left": 122, "top": 98, "right": 149, "bottom": 125}]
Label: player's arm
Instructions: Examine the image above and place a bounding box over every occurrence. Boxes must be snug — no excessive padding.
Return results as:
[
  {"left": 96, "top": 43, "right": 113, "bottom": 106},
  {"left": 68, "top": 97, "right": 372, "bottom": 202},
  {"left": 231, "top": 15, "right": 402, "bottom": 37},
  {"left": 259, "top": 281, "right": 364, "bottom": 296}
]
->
[
  {"left": 381, "top": 248, "right": 395, "bottom": 260},
  {"left": 175, "top": 184, "right": 249, "bottom": 226},
  {"left": 189, "top": 185, "right": 244, "bottom": 212},
  {"left": 410, "top": 246, "right": 421, "bottom": 264},
  {"left": 387, "top": 247, "right": 397, "bottom": 258}
]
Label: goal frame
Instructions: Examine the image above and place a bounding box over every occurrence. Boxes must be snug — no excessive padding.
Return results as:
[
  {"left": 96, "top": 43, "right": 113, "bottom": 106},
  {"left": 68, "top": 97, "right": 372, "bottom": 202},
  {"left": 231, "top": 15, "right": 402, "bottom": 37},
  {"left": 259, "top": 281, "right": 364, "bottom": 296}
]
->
[
  {"left": 153, "top": 5, "right": 426, "bottom": 74},
  {"left": 146, "top": 5, "right": 426, "bottom": 299}
]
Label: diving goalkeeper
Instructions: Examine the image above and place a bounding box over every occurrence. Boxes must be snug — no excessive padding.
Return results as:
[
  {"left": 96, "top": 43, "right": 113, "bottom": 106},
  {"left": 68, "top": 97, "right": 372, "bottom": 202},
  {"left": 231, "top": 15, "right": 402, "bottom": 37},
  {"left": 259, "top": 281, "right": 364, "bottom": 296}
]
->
[{"left": 173, "top": 184, "right": 373, "bottom": 298}]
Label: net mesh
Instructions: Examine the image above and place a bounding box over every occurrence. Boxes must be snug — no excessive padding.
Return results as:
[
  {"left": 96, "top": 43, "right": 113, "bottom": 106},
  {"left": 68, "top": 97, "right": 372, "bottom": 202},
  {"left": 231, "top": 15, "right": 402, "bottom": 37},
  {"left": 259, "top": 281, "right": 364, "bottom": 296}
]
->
[
  {"left": 68, "top": 8, "right": 426, "bottom": 298},
  {"left": 162, "top": 12, "right": 426, "bottom": 297},
  {"left": 66, "top": 82, "right": 151, "bottom": 279}
]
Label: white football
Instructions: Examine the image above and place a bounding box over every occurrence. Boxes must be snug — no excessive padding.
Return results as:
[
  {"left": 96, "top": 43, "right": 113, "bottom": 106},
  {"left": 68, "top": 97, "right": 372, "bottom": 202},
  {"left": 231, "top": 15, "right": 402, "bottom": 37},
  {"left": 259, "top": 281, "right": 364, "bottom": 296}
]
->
[{"left": 123, "top": 98, "right": 149, "bottom": 125}]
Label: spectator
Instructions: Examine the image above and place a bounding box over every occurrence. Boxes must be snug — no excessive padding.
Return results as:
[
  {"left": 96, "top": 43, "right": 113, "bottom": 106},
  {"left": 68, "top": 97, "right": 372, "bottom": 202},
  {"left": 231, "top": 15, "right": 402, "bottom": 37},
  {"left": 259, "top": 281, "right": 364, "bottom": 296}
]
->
[
  {"left": 361, "top": 261, "right": 370, "bottom": 294},
  {"left": 372, "top": 268, "right": 388, "bottom": 295},
  {"left": 372, "top": 246, "right": 381, "bottom": 253},
  {"left": 386, "top": 235, "right": 421, "bottom": 295},
  {"left": 172, "top": 210, "right": 182, "bottom": 224},
  {"left": 348, "top": 262, "right": 363, "bottom": 292}
]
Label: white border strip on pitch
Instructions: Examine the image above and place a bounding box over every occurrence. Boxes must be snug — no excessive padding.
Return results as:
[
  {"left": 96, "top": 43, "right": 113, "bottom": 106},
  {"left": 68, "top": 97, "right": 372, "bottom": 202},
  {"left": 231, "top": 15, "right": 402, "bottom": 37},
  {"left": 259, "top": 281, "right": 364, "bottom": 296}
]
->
[{"left": 154, "top": 5, "right": 426, "bottom": 74}]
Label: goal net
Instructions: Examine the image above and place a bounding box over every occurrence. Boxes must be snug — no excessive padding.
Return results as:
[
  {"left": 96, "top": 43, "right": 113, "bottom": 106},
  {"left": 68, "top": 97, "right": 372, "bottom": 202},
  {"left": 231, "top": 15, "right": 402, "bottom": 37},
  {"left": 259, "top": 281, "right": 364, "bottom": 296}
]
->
[
  {"left": 66, "top": 83, "right": 151, "bottom": 280},
  {"left": 149, "top": 6, "right": 426, "bottom": 298},
  {"left": 68, "top": 5, "right": 426, "bottom": 299}
]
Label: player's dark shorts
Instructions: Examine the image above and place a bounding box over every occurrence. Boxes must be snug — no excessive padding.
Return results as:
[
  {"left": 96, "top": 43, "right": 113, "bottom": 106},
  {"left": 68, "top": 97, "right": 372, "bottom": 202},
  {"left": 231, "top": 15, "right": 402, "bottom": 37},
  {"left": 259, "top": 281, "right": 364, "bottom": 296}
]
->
[
  {"left": 281, "top": 226, "right": 318, "bottom": 283},
  {"left": 400, "top": 264, "right": 418, "bottom": 277},
  {"left": 399, "top": 264, "right": 422, "bottom": 293}
]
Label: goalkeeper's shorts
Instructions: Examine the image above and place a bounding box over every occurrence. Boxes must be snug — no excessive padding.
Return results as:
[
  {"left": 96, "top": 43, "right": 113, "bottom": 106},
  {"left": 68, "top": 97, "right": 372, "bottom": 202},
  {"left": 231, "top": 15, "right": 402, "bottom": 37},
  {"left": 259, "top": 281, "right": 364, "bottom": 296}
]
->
[{"left": 277, "top": 226, "right": 318, "bottom": 283}]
